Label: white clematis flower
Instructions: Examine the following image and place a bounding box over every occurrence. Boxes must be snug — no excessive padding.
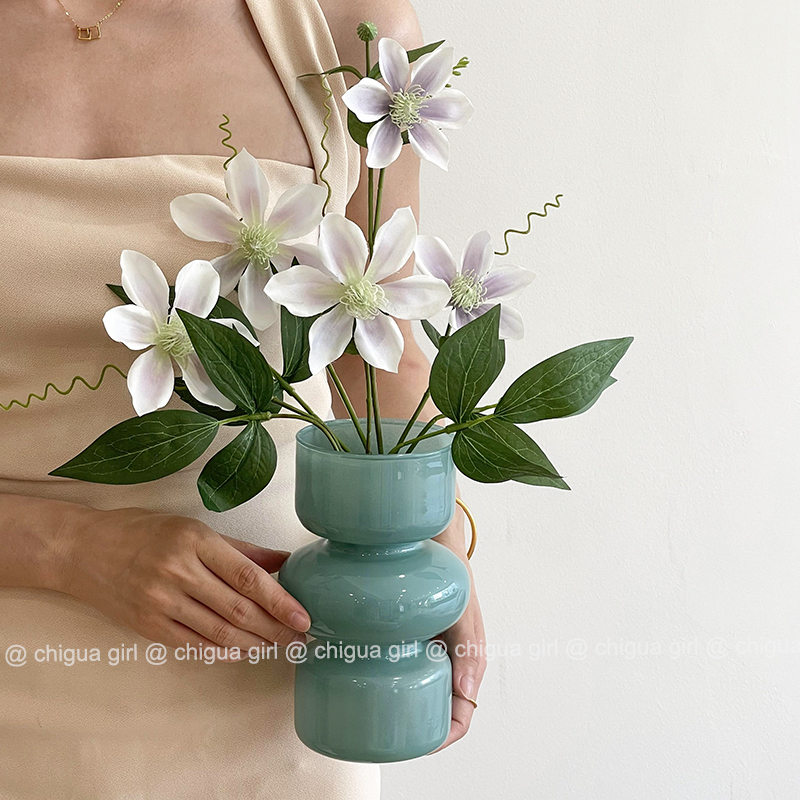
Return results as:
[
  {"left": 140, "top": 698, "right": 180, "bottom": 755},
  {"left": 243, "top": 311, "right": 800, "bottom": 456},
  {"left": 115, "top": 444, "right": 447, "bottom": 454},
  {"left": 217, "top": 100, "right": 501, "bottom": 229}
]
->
[
  {"left": 103, "top": 251, "right": 257, "bottom": 416},
  {"left": 169, "top": 149, "right": 327, "bottom": 331},
  {"left": 265, "top": 207, "right": 451, "bottom": 374},
  {"left": 342, "top": 38, "right": 474, "bottom": 170},
  {"left": 415, "top": 231, "right": 535, "bottom": 339}
]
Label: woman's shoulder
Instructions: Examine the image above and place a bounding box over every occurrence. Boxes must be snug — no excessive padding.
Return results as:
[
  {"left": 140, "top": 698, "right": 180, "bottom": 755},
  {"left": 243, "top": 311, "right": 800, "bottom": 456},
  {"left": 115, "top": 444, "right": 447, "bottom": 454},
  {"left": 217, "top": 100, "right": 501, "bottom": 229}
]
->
[{"left": 317, "top": 0, "right": 424, "bottom": 67}]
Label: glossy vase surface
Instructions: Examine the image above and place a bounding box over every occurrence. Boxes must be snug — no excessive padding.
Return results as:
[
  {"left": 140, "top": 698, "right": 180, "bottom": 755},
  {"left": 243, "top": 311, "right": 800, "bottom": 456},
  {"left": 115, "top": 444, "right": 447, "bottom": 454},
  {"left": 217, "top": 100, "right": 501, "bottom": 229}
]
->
[{"left": 279, "top": 420, "right": 470, "bottom": 763}]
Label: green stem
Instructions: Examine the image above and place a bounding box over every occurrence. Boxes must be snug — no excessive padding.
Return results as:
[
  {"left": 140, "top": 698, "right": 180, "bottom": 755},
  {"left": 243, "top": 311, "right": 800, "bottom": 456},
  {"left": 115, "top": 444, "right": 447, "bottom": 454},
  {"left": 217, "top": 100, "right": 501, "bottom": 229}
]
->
[
  {"left": 395, "top": 388, "right": 430, "bottom": 449},
  {"left": 390, "top": 414, "right": 495, "bottom": 455},
  {"left": 371, "top": 168, "right": 386, "bottom": 247},
  {"left": 327, "top": 364, "right": 368, "bottom": 450},
  {"left": 364, "top": 361, "right": 373, "bottom": 454},
  {"left": 367, "top": 168, "right": 375, "bottom": 251},
  {"left": 403, "top": 413, "right": 445, "bottom": 454},
  {"left": 221, "top": 411, "right": 346, "bottom": 452},
  {"left": 394, "top": 326, "right": 452, "bottom": 450},
  {"left": 369, "top": 365, "right": 384, "bottom": 453},
  {"left": 365, "top": 38, "right": 372, "bottom": 79}
]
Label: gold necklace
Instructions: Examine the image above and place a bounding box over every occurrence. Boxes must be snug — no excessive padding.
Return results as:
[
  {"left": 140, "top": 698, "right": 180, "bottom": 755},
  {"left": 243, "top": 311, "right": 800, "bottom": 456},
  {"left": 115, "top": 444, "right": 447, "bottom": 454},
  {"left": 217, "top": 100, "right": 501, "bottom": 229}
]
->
[{"left": 55, "top": 0, "right": 127, "bottom": 41}]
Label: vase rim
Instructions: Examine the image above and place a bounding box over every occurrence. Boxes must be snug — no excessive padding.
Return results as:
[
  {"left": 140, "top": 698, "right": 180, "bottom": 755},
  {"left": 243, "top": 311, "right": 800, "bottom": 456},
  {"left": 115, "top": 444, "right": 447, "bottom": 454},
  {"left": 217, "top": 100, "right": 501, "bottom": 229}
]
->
[{"left": 295, "top": 418, "right": 453, "bottom": 461}]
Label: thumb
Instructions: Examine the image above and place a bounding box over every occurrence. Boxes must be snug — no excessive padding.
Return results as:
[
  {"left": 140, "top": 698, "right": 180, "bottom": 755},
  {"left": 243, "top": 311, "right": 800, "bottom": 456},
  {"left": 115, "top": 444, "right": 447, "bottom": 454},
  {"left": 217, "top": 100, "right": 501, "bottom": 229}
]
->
[{"left": 222, "top": 535, "right": 291, "bottom": 574}]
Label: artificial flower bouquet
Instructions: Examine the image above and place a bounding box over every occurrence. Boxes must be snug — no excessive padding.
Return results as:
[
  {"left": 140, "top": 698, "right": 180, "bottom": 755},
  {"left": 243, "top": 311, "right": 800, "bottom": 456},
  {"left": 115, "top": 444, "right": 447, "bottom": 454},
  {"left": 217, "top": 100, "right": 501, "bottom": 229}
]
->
[{"left": 51, "top": 28, "right": 632, "bottom": 507}]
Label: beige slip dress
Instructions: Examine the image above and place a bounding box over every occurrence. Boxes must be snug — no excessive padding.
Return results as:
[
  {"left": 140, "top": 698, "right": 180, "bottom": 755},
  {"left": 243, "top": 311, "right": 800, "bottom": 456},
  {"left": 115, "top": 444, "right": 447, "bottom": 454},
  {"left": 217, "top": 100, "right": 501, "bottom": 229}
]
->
[{"left": 0, "top": 0, "right": 381, "bottom": 797}]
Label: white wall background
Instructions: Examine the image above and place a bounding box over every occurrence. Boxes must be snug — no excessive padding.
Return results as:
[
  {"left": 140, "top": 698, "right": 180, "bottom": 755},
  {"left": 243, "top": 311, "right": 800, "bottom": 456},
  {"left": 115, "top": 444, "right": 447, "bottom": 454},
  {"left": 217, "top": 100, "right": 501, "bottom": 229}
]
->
[{"left": 384, "top": 1, "right": 800, "bottom": 798}]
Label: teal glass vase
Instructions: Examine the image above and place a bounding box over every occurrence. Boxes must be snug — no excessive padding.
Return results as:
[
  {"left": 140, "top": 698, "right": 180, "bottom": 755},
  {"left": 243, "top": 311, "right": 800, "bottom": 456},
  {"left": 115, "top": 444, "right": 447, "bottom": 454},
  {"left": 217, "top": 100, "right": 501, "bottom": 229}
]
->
[{"left": 279, "top": 419, "right": 470, "bottom": 763}]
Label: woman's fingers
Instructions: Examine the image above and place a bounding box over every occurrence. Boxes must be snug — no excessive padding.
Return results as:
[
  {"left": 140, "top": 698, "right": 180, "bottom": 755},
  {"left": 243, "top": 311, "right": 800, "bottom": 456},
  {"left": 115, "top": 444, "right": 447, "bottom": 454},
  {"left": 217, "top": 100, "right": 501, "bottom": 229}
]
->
[
  {"left": 148, "top": 618, "right": 245, "bottom": 661},
  {"left": 170, "top": 596, "right": 274, "bottom": 652},
  {"left": 185, "top": 569, "right": 305, "bottom": 647},
  {"left": 221, "top": 534, "right": 291, "bottom": 574},
  {"left": 196, "top": 535, "right": 311, "bottom": 633},
  {"left": 435, "top": 695, "right": 476, "bottom": 751}
]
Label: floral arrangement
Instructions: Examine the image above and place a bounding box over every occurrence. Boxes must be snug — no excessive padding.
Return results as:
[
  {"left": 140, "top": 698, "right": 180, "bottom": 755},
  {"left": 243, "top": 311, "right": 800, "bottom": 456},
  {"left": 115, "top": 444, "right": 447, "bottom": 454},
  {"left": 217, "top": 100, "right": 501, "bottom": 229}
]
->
[{"left": 49, "top": 27, "right": 633, "bottom": 512}]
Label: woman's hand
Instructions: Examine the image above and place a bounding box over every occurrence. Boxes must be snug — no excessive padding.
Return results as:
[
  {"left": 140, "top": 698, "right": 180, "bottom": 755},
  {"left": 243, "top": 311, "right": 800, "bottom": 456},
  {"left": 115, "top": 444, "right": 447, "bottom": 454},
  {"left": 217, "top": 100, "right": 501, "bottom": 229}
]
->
[
  {"left": 61, "top": 506, "right": 310, "bottom": 656},
  {"left": 433, "top": 523, "right": 487, "bottom": 750}
]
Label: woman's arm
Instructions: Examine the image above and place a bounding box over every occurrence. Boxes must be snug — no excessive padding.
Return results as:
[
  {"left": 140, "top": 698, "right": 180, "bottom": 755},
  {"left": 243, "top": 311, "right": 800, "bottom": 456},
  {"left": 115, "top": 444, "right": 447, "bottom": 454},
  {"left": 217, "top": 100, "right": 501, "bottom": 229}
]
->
[
  {"left": 322, "top": 0, "right": 488, "bottom": 747},
  {"left": 0, "top": 493, "right": 311, "bottom": 653}
]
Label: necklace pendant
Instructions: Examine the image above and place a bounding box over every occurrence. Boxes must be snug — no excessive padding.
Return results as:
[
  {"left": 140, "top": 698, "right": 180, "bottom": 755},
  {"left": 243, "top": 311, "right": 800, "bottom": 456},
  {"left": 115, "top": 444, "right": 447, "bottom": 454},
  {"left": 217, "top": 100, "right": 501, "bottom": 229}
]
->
[{"left": 77, "top": 25, "right": 101, "bottom": 40}]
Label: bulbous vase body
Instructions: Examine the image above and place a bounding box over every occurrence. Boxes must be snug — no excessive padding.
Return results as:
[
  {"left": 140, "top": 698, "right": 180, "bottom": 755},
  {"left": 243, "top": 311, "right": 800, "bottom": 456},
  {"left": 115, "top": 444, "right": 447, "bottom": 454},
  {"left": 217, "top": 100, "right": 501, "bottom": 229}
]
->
[{"left": 279, "top": 420, "right": 470, "bottom": 763}]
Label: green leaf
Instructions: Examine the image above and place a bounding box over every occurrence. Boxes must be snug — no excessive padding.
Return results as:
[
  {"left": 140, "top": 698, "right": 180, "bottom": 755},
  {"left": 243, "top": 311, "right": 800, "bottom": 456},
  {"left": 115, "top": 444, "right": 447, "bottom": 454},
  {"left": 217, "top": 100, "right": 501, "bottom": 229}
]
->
[
  {"left": 178, "top": 310, "right": 274, "bottom": 414},
  {"left": 421, "top": 319, "right": 443, "bottom": 350},
  {"left": 429, "top": 306, "right": 505, "bottom": 423},
  {"left": 106, "top": 284, "right": 131, "bottom": 304},
  {"left": 49, "top": 410, "right": 218, "bottom": 484},
  {"left": 280, "top": 307, "right": 316, "bottom": 383},
  {"left": 208, "top": 295, "right": 257, "bottom": 338},
  {"left": 451, "top": 417, "right": 563, "bottom": 485},
  {"left": 495, "top": 337, "right": 633, "bottom": 424},
  {"left": 368, "top": 40, "right": 445, "bottom": 80},
  {"left": 172, "top": 378, "right": 246, "bottom": 424},
  {"left": 348, "top": 109, "right": 374, "bottom": 148},
  {"left": 198, "top": 422, "right": 277, "bottom": 512}
]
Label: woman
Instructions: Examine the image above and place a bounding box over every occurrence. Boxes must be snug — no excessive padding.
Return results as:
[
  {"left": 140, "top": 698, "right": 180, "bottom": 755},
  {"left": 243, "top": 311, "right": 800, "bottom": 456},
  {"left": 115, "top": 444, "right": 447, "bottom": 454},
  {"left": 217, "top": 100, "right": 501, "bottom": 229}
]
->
[{"left": 0, "top": 0, "right": 486, "bottom": 796}]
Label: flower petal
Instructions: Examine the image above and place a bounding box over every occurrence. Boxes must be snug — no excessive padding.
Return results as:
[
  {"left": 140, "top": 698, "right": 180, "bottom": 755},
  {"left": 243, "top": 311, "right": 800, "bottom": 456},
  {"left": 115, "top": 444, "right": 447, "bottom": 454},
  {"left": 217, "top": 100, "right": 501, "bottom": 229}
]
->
[
  {"left": 308, "top": 305, "right": 354, "bottom": 375},
  {"left": 410, "top": 46, "right": 455, "bottom": 96},
  {"left": 498, "top": 304, "right": 525, "bottom": 340},
  {"left": 213, "top": 318, "right": 261, "bottom": 347},
  {"left": 272, "top": 242, "right": 328, "bottom": 275},
  {"left": 461, "top": 230, "right": 494, "bottom": 279},
  {"left": 366, "top": 117, "right": 404, "bottom": 169},
  {"left": 414, "top": 235, "right": 458, "bottom": 283},
  {"left": 172, "top": 260, "right": 220, "bottom": 318},
  {"left": 451, "top": 306, "right": 474, "bottom": 332},
  {"left": 378, "top": 37, "right": 410, "bottom": 93},
  {"left": 211, "top": 248, "right": 250, "bottom": 296},
  {"left": 265, "top": 265, "right": 343, "bottom": 316},
  {"left": 365, "top": 207, "right": 417, "bottom": 283},
  {"left": 120, "top": 250, "right": 170, "bottom": 321},
  {"left": 342, "top": 78, "right": 392, "bottom": 123},
  {"left": 381, "top": 275, "right": 451, "bottom": 320},
  {"left": 170, "top": 194, "right": 242, "bottom": 244},
  {"left": 354, "top": 314, "right": 404, "bottom": 373},
  {"left": 265, "top": 184, "right": 327, "bottom": 242},
  {"left": 420, "top": 88, "right": 474, "bottom": 130},
  {"left": 224, "top": 148, "right": 270, "bottom": 227},
  {"left": 103, "top": 305, "right": 158, "bottom": 350},
  {"left": 407, "top": 120, "right": 450, "bottom": 170},
  {"left": 318, "top": 213, "right": 368, "bottom": 283},
  {"left": 180, "top": 352, "right": 235, "bottom": 411},
  {"left": 482, "top": 265, "right": 535, "bottom": 302},
  {"left": 238, "top": 264, "right": 278, "bottom": 331},
  {"left": 127, "top": 347, "right": 174, "bottom": 416}
]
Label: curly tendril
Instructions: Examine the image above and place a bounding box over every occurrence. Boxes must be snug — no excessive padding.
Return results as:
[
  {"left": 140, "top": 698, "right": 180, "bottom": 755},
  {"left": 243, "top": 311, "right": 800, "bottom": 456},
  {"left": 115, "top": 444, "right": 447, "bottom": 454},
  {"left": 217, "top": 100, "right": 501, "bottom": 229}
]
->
[
  {"left": 315, "top": 74, "right": 335, "bottom": 214},
  {"left": 0, "top": 364, "right": 127, "bottom": 412},
  {"left": 218, "top": 114, "right": 238, "bottom": 170},
  {"left": 494, "top": 194, "right": 564, "bottom": 257}
]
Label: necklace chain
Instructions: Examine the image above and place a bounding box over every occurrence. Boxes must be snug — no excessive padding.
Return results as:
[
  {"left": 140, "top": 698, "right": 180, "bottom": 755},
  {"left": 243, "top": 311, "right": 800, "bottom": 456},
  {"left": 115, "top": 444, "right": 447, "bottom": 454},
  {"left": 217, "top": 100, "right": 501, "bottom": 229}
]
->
[{"left": 55, "top": 0, "right": 126, "bottom": 39}]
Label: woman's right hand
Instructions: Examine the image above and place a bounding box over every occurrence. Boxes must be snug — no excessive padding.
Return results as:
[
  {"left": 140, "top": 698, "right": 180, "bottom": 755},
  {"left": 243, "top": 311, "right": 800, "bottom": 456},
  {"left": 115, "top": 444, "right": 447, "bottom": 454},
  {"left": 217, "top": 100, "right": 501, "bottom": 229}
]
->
[{"left": 61, "top": 506, "right": 311, "bottom": 656}]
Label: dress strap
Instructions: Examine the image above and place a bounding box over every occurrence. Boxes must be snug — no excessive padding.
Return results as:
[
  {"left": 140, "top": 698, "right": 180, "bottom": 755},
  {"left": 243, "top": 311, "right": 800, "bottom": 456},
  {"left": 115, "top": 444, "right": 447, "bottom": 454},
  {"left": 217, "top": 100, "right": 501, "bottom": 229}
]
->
[{"left": 243, "top": 0, "right": 361, "bottom": 214}]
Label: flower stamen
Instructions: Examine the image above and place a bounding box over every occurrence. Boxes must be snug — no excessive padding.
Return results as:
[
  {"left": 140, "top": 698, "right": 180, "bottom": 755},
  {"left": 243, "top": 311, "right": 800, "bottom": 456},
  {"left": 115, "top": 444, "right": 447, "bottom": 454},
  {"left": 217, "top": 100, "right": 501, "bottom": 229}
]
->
[
  {"left": 450, "top": 273, "right": 487, "bottom": 312},
  {"left": 340, "top": 278, "right": 386, "bottom": 320},
  {"left": 389, "top": 85, "right": 428, "bottom": 130},
  {"left": 238, "top": 224, "right": 279, "bottom": 270},
  {"left": 155, "top": 316, "right": 193, "bottom": 360}
]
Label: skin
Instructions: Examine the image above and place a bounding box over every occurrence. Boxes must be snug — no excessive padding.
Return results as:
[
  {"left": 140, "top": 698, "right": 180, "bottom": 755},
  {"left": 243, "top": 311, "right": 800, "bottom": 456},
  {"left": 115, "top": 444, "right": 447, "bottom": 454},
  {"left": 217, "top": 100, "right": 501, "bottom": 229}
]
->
[{"left": 0, "top": 0, "right": 485, "bottom": 750}]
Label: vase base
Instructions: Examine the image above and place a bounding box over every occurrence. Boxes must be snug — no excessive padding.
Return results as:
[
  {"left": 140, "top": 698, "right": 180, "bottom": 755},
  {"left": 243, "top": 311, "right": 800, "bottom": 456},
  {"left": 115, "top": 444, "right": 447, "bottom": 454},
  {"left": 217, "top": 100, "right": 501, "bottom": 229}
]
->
[{"left": 293, "top": 640, "right": 452, "bottom": 763}]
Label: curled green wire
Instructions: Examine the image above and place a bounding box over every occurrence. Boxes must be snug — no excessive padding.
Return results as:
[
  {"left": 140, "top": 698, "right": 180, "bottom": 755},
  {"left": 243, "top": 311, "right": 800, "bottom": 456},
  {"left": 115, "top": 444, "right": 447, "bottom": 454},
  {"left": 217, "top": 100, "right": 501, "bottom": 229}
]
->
[
  {"left": 219, "top": 114, "right": 238, "bottom": 170},
  {"left": 494, "top": 194, "right": 564, "bottom": 257},
  {"left": 315, "top": 74, "right": 334, "bottom": 214},
  {"left": 0, "top": 364, "right": 127, "bottom": 412}
]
